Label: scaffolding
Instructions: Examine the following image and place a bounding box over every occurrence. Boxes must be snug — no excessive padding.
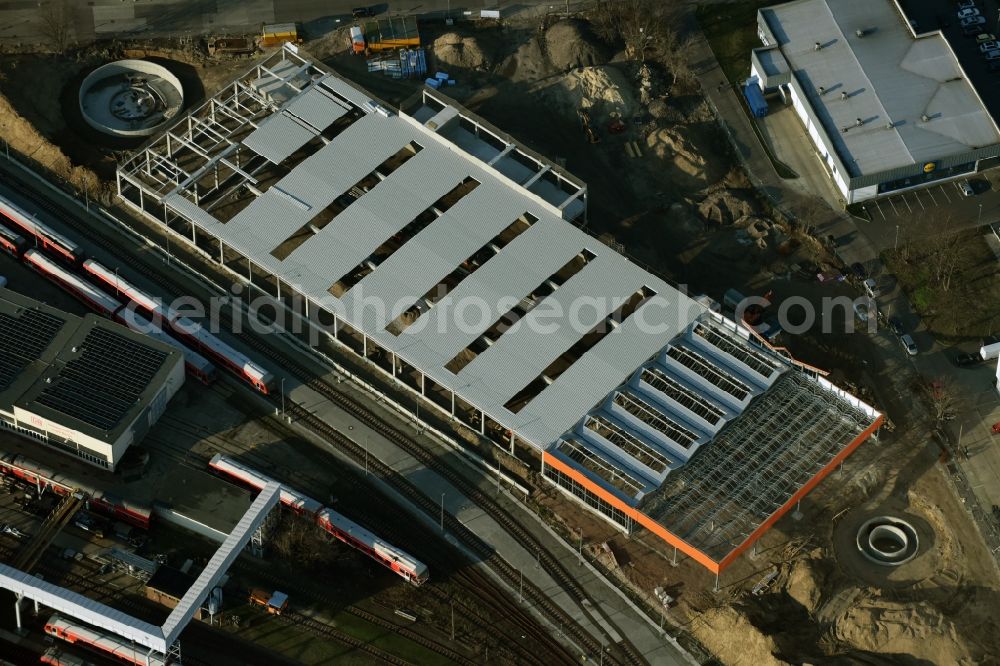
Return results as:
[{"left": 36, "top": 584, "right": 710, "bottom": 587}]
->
[{"left": 639, "top": 371, "right": 873, "bottom": 561}]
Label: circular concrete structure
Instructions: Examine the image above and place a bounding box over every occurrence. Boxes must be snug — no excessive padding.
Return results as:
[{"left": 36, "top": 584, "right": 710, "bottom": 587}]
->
[
  {"left": 79, "top": 60, "right": 184, "bottom": 137},
  {"left": 856, "top": 516, "right": 919, "bottom": 566}
]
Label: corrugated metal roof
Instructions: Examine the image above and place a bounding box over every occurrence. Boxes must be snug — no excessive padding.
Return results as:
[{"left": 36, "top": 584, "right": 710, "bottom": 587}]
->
[
  {"left": 242, "top": 112, "right": 318, "bottom": 164},
  {"left": 154, "top": 58, "right": 709, "bottom": 449},
  {"left": 284, "top": 83, "right": 349, "bottom": 130}
]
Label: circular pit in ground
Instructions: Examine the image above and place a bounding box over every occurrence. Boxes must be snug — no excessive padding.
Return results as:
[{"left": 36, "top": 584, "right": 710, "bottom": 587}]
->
[
  {"left": 856, "top": 516, "right": 919, "bottom": 566},
  {"left": 78, "top": 60, "right": 184, "bottom": 137}
]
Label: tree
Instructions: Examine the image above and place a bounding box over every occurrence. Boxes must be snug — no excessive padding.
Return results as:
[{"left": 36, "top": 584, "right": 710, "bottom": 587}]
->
[{"left": 39, "top": 0, "right": 74, "bottom": 53}]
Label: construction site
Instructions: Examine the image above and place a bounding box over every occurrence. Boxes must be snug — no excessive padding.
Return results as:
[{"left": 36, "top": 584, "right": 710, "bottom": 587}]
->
[{"left": 0, "top": 1, "right": 996, "bottom": 665}]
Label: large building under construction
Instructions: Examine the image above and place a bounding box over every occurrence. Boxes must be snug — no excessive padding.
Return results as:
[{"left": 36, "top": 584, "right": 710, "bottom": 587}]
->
[{"left": 115, "top": 44, "right": 882, "bottom": 574}]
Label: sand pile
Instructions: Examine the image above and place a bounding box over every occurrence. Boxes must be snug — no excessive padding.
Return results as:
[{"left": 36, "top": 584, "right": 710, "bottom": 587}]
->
[
  {"left": 499, "top": 37, "right": 554, "bottom": 82},
  {"left": 833, "top": 598, "right": 974, "bottom": 663},
  {"left": 692, "top": 606, "right": 786, "bottom": 666},
  {"left": 432, "top": 32, "right": 491, "bottom": 70},
  {"left": 697, "top": 188, "right": 757, "bottom": 225},
  {"left": 544, "top": 20, "right": 608, "bottom": 71},
  {"left": 544, "top": 65, "right": 633, "bottom": 120},
  {"left": 645, "top": 126, "right": 726, "bottom": 189}
]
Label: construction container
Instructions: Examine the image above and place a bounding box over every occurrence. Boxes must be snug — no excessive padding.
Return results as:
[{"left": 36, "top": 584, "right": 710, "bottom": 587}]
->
[
  {"left": 261, "top": 23, "right": 298, "bottom": 47},
  {"left": 248, "top": 588, "right": 288, "bottom": 615},
  {"left": 362, "top": 15, "right": 420, "bottom": 53},
  {"left": 743, "top": 81, "right": 768, "bottom": 118}
]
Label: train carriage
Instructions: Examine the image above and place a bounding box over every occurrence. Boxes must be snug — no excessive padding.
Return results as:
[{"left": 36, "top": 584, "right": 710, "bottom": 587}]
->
[
  {"left": 44, "top": 616, "right": 165, "bottom": 666},
  {"left": 24, "top": 250, "right": 121, "bottom": 318},
  {"left": 40, "top": 646, "right": 95, "bottom": 666},
  {"left": 0, "top": 224, "right": 26, "bottom": 257},
  {"left": 116, "top": 307, "right": 218, "bottom": 385},
  {"left": 208, "top": 454, "right": 428, "bottom": 585},
  {"left": 84, "top": 258, "right": 272, "bottom": 393},
  {"left": 0, "top": 193, "right": 83, "bottom": 264}
]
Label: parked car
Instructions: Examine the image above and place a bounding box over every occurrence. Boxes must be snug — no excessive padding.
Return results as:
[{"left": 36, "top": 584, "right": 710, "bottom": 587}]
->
[
  {"left": 863, "top": 278, "right": 879, "bottom": 298},
  {"left": 965, "top": 23, "right": 985, "bottom": 35},
  {"left": 976, "top": 32, "right": 996, "bottom": 42},
  {"left": 980, "top": 41, "right": 998, "bottom": 52},
  {"left": 958, "top": 7, "right": 981, "bottom": 18},
  {"left": 962, "top": 16, "right": 987, "bottom": 27},
  {"left": 985, "top": 49, "right": 1000, "bottom": 60},
  {"left": 955, "top": 352, "right": 983, "bottom": 367},
  {"left": 853, "top": 302, "right": 872, "bottom": 323},
  {"left": 73, "top": 512, "right": 105, "bottom": 538},
  {"left": 352, "top": 6, "right": 374, "bottom": 17},
  {"left": 888, "top": 317, "right": 905, "bottom": 337},
  {"left": 957, "top": 0, "right": 977, "bottom": 9},
  {"left": 900, "top": 334, "right": 918, "bottom": 356},
  {"left": 1, "top": 524, "right": 26, "bottom": 539},
  {"left": 958, "top": 179, "right": 975, "bottom": 196}
]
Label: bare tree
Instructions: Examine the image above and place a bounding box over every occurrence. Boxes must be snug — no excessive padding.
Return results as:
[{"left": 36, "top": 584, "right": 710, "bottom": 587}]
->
[
  {"left": 39, "top": 0, "right": 74, "bottom": 53},
  {"left": 917, "top": 375, "right": 957, "bottom": 426}
]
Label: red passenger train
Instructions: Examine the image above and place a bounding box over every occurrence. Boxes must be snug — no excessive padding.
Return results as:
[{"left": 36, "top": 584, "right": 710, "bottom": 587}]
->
[
  {"left": 209, "top": 454, "right": 429, "bottom": 585},
  {"left": 0, "top": 452, "right": 152, "bottom": 529},
  {"left": 0, "top": 192, "right": 82, "bottom": 264},
  {"left": 84, "top": 259, "right": 274, "bottom": 394}
]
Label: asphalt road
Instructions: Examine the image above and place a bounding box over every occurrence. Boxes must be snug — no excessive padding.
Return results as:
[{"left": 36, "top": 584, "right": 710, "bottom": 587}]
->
[{"left": 0, "top": 0, "right": 556, "bottom": 44}]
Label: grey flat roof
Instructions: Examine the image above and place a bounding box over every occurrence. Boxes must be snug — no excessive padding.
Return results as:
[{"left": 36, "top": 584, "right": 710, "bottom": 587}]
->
[
  {"left": 152, "top": 50, "right": 704, "bottom": 448},
  {"left": 761, "top": 0, "right": 1000, "bottom": 176},
  {"left": 0, "top": 288, "right": 183, "bottom": 443}
]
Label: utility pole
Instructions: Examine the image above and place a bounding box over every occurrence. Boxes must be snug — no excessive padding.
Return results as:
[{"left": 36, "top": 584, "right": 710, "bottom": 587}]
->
[
  {"left": 440, "top": 493, "right": 445, "bottom": 532},
  {"left": 280, "top": 377, "right": 286, "bottom": 419}
]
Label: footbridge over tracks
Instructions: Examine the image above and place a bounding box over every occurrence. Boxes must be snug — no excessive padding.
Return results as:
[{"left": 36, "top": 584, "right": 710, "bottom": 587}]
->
[{"left": 0, "top": 481, "right": 280, "bottom": 661}]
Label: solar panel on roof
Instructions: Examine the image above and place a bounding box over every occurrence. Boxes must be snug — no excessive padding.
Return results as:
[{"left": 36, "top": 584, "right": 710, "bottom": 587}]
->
[
  {"left": 33, "top": 327, "right": 169, "bottom": 431},
  {"left": 0, "top": 309, "right": 65, "bottom": 392}
]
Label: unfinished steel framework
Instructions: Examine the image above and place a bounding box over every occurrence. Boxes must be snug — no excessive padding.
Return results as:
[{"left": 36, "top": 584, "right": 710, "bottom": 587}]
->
[{"left": 115, "top": 45, "right": 881, "bottom": 575}]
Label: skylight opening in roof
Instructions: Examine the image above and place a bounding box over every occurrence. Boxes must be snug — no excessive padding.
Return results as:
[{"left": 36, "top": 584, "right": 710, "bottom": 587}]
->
[
  {"left": 640, "top": 366, "right": 724, "bottom": 426},
  {"left": 270, "top": 142, "right": 423, "bottom": 261},
  {"left": 585, "top": 414, "right": 670, "bottom": 474},
  {"left": 444, "top": 248, "right": 597, "bottom": 374},
  {"left": 666, "top": 345, "right": 751, "bottom": 401},
  {"left": 502, "top": 286, "right": 656, "bottom": 414},
  {"left": 558, "top": 437, "right": 645, "bottom": 496},
  {"left": 693, "top": 322, "right": 780, "bottom": 379},
  {"left": 386, "top": 212, "right": 537, "bottom": 335},
  {"left": 611, "top": 391, "right": 698, "bottom": 450},
  {"left": 328, "top": 176, "right": 480, "bottom": 297}
]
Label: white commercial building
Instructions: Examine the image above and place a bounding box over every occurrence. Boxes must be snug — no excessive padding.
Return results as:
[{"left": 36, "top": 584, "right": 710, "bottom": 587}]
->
[
  {"left": 0, "top": 288, "right": 184, "bottom": 470},
  {"left": 752, "top": 0, "right": 1000, "bottom": 203}
]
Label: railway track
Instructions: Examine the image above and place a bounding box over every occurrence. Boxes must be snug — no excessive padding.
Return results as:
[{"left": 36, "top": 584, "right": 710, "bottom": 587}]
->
[
  {"left": 0, "top": 163, "right": 646, "bottom": 665},
  {"left": 149, "top": 416, "right": 570, "bottom": 666}
]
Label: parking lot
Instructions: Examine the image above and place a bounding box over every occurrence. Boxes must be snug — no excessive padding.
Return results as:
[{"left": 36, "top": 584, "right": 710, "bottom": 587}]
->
[{"left": 905, "top": 0, "right": 1000, "bottom": 116}]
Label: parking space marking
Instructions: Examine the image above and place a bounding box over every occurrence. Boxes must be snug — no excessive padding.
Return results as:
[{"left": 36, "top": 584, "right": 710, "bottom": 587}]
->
[
  {"left": 911, "top": 192, "right": 925, "bottom": 210},
  {"left": 888, "top": 197, "right": 899, "bottom": 215},
  {"left": 925, "top": 187, "right": 938, "bottom": 205},
  {"left": 900, "top": 195, "right": 912, "bottom": 213},
  {"left": 873, "top": 199, "right": 887, "bottom": 220},
  {"left": 940, "top": 185, "right": 953, "bottom": 203}
]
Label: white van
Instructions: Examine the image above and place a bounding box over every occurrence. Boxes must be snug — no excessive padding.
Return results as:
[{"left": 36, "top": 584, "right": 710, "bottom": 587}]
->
[{"left": 863, "top": 278, "right": 879, "bottom": 299}]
